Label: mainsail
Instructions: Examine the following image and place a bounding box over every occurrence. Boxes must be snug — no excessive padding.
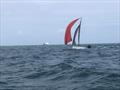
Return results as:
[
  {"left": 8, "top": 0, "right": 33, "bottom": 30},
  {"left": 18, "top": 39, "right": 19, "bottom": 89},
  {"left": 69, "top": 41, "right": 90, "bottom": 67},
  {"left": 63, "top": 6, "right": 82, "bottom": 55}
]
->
[
  {"left": 64, "top": 18, "right": 79, "bottom": 45},
  {"left": 72, "top": 19, "right": 82, "bottom": 46},
  {"left": 72, "top": 24, "right": 80, "bottom": 45}
]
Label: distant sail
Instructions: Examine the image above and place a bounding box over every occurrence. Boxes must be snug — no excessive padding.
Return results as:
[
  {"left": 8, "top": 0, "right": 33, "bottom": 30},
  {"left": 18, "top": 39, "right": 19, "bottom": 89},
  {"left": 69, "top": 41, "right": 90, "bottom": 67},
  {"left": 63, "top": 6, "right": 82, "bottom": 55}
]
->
[
  {"left": 64, "top": 18, "right": 79, "bottom": 45},
  {"left": 64, "top": 18, "right": 88, "bottom": 49}
]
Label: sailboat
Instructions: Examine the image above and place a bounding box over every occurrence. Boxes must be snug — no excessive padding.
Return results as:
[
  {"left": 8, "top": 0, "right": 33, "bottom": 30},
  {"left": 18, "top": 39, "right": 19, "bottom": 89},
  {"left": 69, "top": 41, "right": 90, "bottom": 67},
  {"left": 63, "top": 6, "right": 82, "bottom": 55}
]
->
[{"left": 64, "top": 18, "right": 86, "bottom": 49}]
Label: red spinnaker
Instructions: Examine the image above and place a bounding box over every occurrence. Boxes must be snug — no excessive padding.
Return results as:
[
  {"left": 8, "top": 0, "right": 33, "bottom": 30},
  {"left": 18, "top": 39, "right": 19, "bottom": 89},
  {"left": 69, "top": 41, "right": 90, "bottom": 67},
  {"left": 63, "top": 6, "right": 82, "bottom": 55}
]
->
[{"left": 64, "top": 18, "right": 79, "bottom": 45}]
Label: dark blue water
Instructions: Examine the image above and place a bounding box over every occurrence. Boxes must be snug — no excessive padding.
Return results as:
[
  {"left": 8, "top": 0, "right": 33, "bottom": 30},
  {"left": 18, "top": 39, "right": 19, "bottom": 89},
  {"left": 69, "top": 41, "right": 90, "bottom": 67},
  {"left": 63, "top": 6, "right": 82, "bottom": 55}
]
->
[{"left": 0, "top": 44, "right": 120, "bottom": 90}]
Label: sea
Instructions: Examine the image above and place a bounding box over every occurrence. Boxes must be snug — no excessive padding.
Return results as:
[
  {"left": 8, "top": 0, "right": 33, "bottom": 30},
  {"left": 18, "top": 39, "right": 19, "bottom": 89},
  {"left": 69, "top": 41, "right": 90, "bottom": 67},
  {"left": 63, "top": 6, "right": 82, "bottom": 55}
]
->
[{"left": 0, "top": 44, "right": 120, "bottom": 90}]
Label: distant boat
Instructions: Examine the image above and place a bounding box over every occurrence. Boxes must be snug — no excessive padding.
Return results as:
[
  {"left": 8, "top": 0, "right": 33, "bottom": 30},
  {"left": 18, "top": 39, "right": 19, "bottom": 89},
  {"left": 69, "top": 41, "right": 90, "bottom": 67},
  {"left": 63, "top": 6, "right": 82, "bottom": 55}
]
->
[
  {"left": 64, "top": 18, "right": 87, "bottom": 49},
  {"left": 43, "top": 42, "right": 49, "bottom": 45}
]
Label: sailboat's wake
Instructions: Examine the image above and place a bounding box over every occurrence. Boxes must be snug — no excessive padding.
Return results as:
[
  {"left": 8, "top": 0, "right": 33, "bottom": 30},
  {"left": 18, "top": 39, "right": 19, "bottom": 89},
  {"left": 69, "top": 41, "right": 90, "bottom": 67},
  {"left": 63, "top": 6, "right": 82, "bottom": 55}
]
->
[{"left": 72, "top": 46, "right": 87, "bottom": 49}]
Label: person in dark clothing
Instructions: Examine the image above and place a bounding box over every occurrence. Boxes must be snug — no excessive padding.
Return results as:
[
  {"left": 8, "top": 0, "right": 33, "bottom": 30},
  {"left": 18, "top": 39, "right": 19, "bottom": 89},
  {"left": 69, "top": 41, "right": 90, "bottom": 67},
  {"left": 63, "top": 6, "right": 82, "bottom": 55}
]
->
[{"left": 87, "top": 45, "right": 91, "bottom": 48}]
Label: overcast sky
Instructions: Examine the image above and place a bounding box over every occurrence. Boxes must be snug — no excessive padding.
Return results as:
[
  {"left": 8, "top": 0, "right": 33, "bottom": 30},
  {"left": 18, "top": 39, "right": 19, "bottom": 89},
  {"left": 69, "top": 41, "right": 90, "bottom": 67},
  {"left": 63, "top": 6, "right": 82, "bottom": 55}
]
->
[{"left": 0, "top": 0, "right": 120, "bottom": 45}]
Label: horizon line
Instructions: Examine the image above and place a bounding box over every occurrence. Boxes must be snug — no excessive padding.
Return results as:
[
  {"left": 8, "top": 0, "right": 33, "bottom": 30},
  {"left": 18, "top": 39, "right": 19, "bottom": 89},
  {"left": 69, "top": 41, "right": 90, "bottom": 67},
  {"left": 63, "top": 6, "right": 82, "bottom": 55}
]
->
[{"left": 0, "top": 42, "right": 120, "bottom": 47}]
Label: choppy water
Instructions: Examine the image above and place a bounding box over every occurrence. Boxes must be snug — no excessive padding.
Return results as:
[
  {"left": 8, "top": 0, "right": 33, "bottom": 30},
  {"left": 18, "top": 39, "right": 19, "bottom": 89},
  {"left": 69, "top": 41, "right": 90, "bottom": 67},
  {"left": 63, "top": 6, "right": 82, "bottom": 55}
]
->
[{"left": 0, "top": 44, "right": 120, "bottom": 90}]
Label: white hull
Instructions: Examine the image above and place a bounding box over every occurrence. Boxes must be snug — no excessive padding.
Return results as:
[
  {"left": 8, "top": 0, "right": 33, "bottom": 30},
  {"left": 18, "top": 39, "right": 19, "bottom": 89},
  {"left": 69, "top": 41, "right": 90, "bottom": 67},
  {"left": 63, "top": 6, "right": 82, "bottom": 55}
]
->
[{"left": 72, "top": 46, "right": 86, "bottom": 49}]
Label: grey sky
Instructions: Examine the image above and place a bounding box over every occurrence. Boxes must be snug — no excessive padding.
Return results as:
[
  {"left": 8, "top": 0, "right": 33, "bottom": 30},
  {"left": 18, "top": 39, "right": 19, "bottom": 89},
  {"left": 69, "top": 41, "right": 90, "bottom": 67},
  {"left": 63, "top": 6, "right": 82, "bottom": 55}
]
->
[{"left": 0, "top": 0, "right": 120, "bottom": 45}]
